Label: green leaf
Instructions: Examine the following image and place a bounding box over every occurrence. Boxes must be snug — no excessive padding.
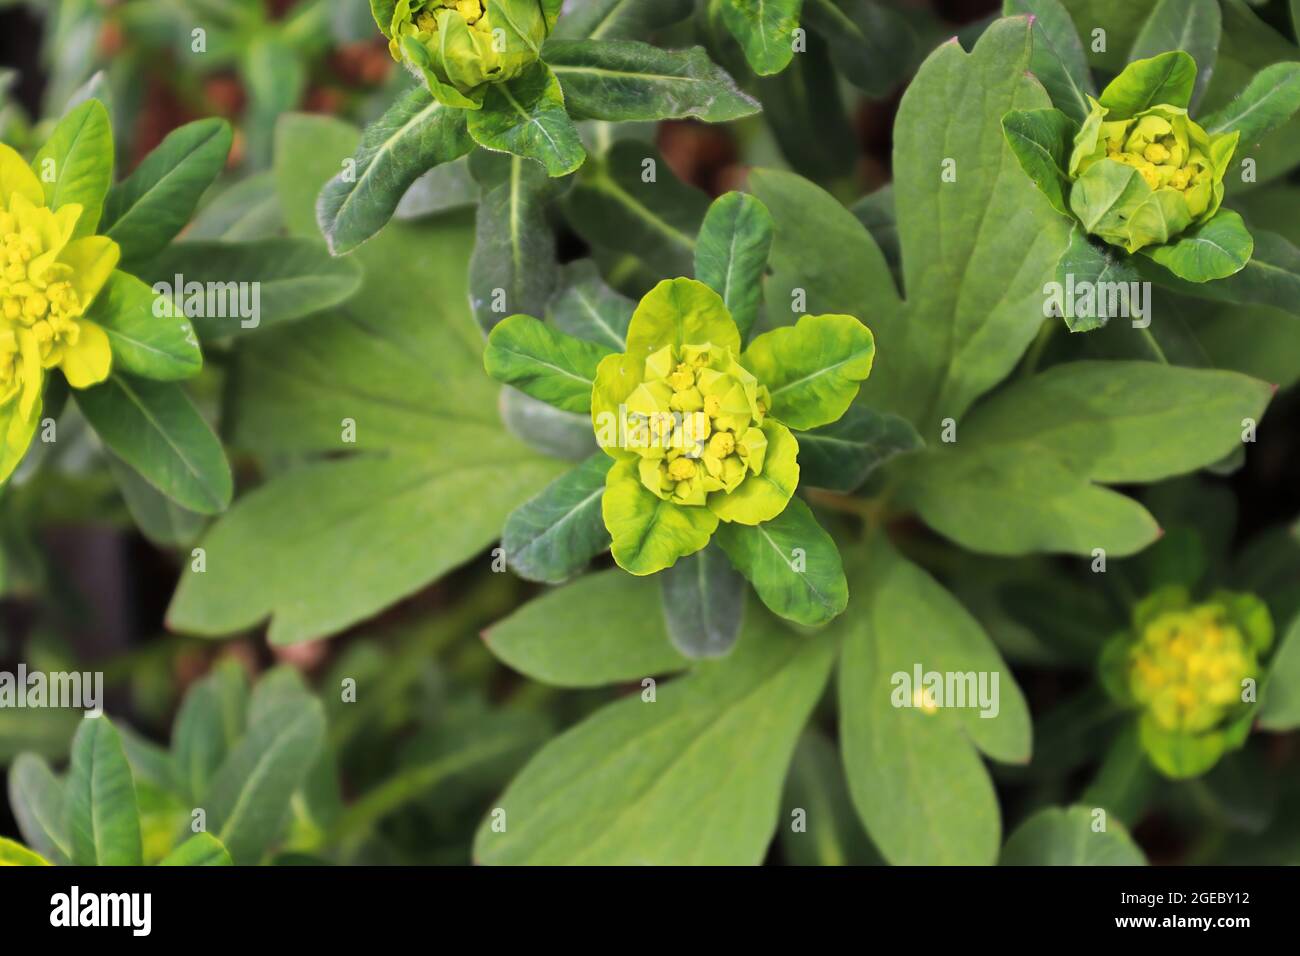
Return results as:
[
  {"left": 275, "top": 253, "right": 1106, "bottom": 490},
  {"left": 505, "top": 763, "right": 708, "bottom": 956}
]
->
[
  {"left": 1099, "top": 50, "right": 1197, "bottom": 116},
  {"left": 753, "top": 32, "right": 856, "bottom": 181},
  {"left": 107, "top": 453, "right": 207, "bottom": 548},
  {"left": 803, "top": 0, "right": 922, "bottom": 99},
  {"left": 0, "top": 837, "right": 50, "bottom": 865},
  {"left": 501, "top": 386, "right": 599, "bottom": 460},
  {"left": 545, "top": 39, "right": 758, "bottom": 123},
  {"left": 1001, "top": 107, "right": 1076, "bottom": 217},
  {"left": 694, "top": 191, "right": 774, "bottom": 343},
  {"left": 83, "top": 271, "right": 201, "bottom": 380},
  {"left": 206, "top": 698, "right": 325, "bottom": 865},
  {"left": 1143, "top": 208, "right": 1253, "bottom": 281},
  {"left": 625, "top": 276, "right": 740, "bottom": 357},
  {"left": 564, "top": 140, "right": 709, "bottom": 278},
  {"left": 484, "top": 568, "right": 686, "bottom": 686},
  {"left": 141, "top": 238, "right": 364, "bottom": 340},
  {"left": 469, "top": 150, "right": 566, "bottom": 333},
  {"left": 780, "top": 730, "right": 881, "bottom": 865},
  {"left": 718, "top": 0, "right": 803, "bottom": 76},
  {"left": 1143, "top": 227, "right": 1300, "bottom": 315},
  {"left": 901, "top": 443, "right": 1161, "bottom": 557},
  {"left": 659, "top": 542, "right": 746, "bottom": 658},
  {"left": 242, "top": 34, "right": 306, "bottom": 168},
  {"left": 1260, "top": 614, "right": 1300, "bottom": 731},
  {"left": 158, "top": 832, "right": 233, "bottom": 866},
  {"left": 1202, "top": 61, "right": 1300, "bottom": 145},
  {"left": 168, "top": 118, "right": 565, "bottom": 645},
  {"left": 172, "top": 660, "right": 249, "bottom": 802},
  {"left": 715, "top": 496, "right": 847, "bottom": 626},
  {"left": 1130, "top": 0, "right": 1221, "bottom": 111},
  {"left": 185, "top": 172, "right": 283, "bottom": 241},
  {"left": 317, "top": 84, "right": 472, "bottom": 255},
  {"left": 0, "top": 390, "right": 41, "bottom": 485},
  {"left": 475, "top": 609, "right": 835, "bottom": 863},
  {"left": 74, "top": 376, "right": 232, "bottom": 515},
  {"left": 546, "top": 259, "right": 634, "bottom": 350},
  {"left": 748, "top": 167, "right": 900, "bottom": 337},
  {"left": 394, "top": 155, "right": 476, "bottom": 219},
  {"left": 7, "top": 753, "right": 70, "bottom": 864},
  {"left": 484, "top": 314, "right": 613, "bottom": 413},
  {"left": 552, "top": 0, "right": 694, "bottom": 39},
  {"left": 467, "top": 63, "right": 586, "bottom": 177},
  {"left": 501, "top": 453, "right": 612, "bottom": 583},
  {"left": 1051, "top": 225, "right": 1142, "bottom": 331},
  {"left": 1004, "top": 0, "right": 1095, "bottom": 123},
  {"left": 797, "top": 402, "right": 923, "bottom": 493},
  {"left": 776, "top": 19, "right": 1069, "bottom": 427},
  {"left": 1000, "top": 806, "right": 1146, "bottom": 864},
  {"left": 31, "top": 98, "right": 112, "bottom": 235},
  {"left": 603, "top": 457, "right": 718, "bottom": 575},
  {"left": 66, "top": 718, "right": 143, "bottom": 866},
  {"left": 961, "top": 360, "right": 1272, "bottom": 483},
  {"left": 839, "top": 533, "right": 1031, "bottom": 865},
  {"left": 102, "top": 118, "right": 233, "bottom": 267},
  {"left": 742, "top": 313, "right": 875, "bottom": 430}
]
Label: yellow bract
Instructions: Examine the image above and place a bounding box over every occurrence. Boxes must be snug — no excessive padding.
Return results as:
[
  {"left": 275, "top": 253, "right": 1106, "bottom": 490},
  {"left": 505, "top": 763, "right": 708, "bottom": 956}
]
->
[
  {"left": 1128, "top": 605, "right": 1254, "bottom": 735},
  {"left": 0, "top": 143, "right": 117, "bottom": 422}
]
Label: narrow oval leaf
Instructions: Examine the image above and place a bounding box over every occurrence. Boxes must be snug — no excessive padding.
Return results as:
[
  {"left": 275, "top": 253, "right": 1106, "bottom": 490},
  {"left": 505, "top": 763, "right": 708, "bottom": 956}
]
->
[
  {"left": 1001, "top": 107, "right": 1075, "bottom": 217},
  {"left": 1004, "top": 0, "right": 1095, "bottom": 123},
  {"left": 470, "top": 151, "right": 566, "bottom": 333},
  {"left": 141, "top": 238, "right": 363, "bottom": 339},
  {"left": 1052, "top": 225, "right": 1142, "bottom": 331},
  {"left": 715, "top": 496, "right": 847, "bottom": 626},
  {"left": 74, "top": 376, "right": 233, "bottom": 515},
  {"left": 484, "top": 568, "right": 686, "bottom": 687},
  {"left": 83, "top": 270, "right": 202, "bottom": 380},
  {"left": 502, "top": 453, "right": 612, "bottom": 583},
  {"left": 1129, "top": 0, "right": 1221, "bottom": 110},
  {"left": 500, "top": 386, "right": 598, "bottom": 460},
  {"left": 102, "top": 118, "right": 233, "bottom": 266},
  {"left": 1001, "top": 806, "right": 1146, "bottom": 865},
  {"left": 317, "top": 84, "right": 473, "bottom": 255},
  {"left": 546, "top": 259, "right": 634, "bottom": 350},
  {"left": 780, "top": 730, "right": 883, "bottom": 865},
  {"left": 798, "top": 402, "right": 923, "bottom": 493},
  {"left": 804, "top": 0, "right": 922, "bottom": 99},
  {"left": 7, "top": 753, "right": 71, "bottom": 865},
  {"left": 718, "top": 0, "right": 802, "bottom": 77},
  {"left": 1143, "top": 209, "right": 1253, "bottom": 282},
  {"left": 1201, "top": 62, "right": 1300, "bottom": 144},
  {"left": 466, "top": 63, "right": 586, "bottom": 178},
  {"left": 1099, "top": 50, "right": 1197, "bottom": 115},
  {"left": 742, "top": 313, "right": 875, "bottom": 430},
  {"left": 32, "top": 99, "right": 113, "bottom": 235},
  {"left": 172, "top": 660, "right": 249, "bottom": 802},
  {"left": 108, "top": 453, "right": 207, "bottom": 548},
  {"left": 66, "top": 718, "right": 143, "bottom": 866},
  {"left": 1259, "top": 614, "right": 1300, "bottom": 731},
  {"left": 475, "top": 612, "right": 835, "bottom": 863},
  {"left": 0, "top": 837, "right": 50, "bottom": 865},
  {"left": 206, "top": 698, "right": 325, "bottom": 865},
  {"left": 545, "top": 39, "right": 759, "bottom": 123},
  {"left": 694, "top": 192, "right": 774, "bottom": 342},
  {"left": 158, "top": 832, "right": 233, "bottom": 866},
  {"left": 659, "top": 542, "right": 746, "bottom": 658},
  {"left": 484, "top": 314, "right": 614, "bottom": 412}
]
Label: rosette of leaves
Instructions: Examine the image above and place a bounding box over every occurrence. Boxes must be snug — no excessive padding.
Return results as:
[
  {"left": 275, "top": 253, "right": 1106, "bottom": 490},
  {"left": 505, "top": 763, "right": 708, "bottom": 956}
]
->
[
  {"left": 482, "top": 198, "right": 876, "bottom": 650},
  {"left": 1099, "top": 586, "right": 1272, "bottom": 780},
  {"left": 1000, "top": 0, "right": 1300, "bottom": 331},
  {"left": 317, "top": 0, "right": 758, "bottom": 254},
  {"left": 0, "top": 98, "right": 234, "bottom": 514},
  {"left": 2, "top": 664, "right": 333, "bottom": 866}
]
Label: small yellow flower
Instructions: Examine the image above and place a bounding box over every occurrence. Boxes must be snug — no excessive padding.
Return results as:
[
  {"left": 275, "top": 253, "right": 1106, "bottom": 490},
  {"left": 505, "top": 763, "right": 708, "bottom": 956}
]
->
[{"left": 0, "top": 143, "right": 117, "bottom": 421}]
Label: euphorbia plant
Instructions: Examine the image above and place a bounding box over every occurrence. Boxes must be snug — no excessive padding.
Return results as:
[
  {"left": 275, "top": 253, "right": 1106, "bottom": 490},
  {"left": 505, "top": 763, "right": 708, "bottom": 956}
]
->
[{"left": 486, "top": 274, "right": 873, "bottom": 597}]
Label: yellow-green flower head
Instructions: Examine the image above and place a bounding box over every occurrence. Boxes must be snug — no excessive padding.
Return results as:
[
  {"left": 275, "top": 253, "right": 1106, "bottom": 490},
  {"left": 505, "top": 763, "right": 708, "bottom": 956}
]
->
[
  {"left": 1100, "top": 587, "right": 1273, "bottom": 779},
  {"left": 383, "top": 0, "right": 558, "bottom": 108},
  {"left": 0, "top": 143, "right": 116, "bottom": 420},
  {"left": 1069, "top": 99, "right": 1237, "bottom": 254}
]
